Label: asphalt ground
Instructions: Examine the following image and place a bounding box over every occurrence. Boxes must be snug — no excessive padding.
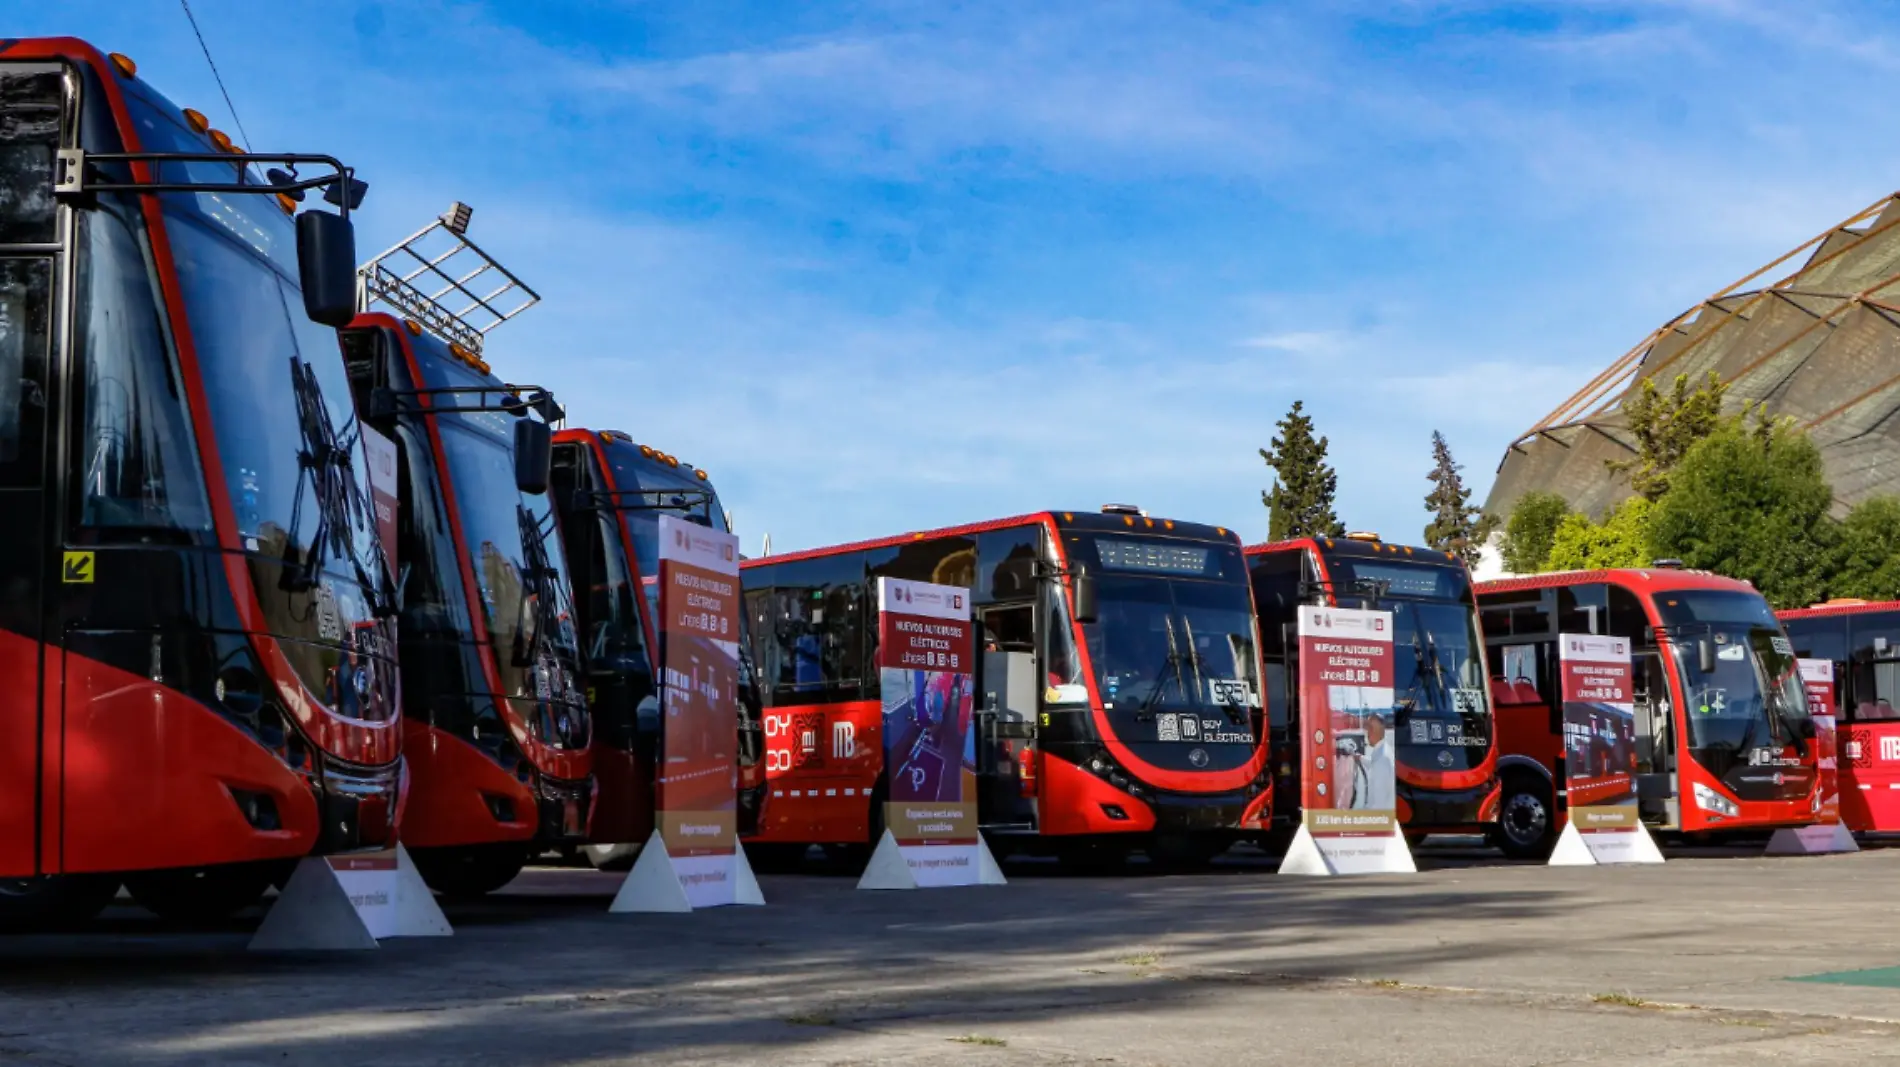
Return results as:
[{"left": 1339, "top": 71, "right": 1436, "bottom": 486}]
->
[{"left": 3, "top": 839, "right": 1900, "bottom": 1065}]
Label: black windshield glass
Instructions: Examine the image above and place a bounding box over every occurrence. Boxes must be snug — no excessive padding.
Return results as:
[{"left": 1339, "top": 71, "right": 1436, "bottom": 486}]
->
[
  {"left": 1326, "top": 557, "right": 1491, "bottom": 773},
  {"left": 1654, "top": 590, "right": 1811, "bottom": 793}
]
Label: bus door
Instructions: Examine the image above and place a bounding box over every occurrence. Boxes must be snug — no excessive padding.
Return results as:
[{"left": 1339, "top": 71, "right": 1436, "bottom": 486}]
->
[
  {"left": 1632, "top": 648, "right": 1677, "bottom": 826},
  {"left": 975, "top": 603, "right": 1037, "bottom": 829},
  {"left": 0, "top": 63, "right": 63, "bottom": 878}
]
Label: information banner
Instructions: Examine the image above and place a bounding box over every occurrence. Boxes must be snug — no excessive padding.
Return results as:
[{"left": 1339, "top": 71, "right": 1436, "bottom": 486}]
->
[
  {"left": 1551, "top": 633, "right": 1661, "bottom": 865},
  {"left": 1277, "top": 606, "right": 1413, "bottom": 876},
  {"left": 1803, "top": 659, "right": 1841, "bottom": 825},
  {"left": 362, "top": 426, "right": 400, "bottom": 583},
  {"left": 655, "top": 514, "right": 746, "bottom": 906},
  {"left": 858, "top": 577, "right": 1002, "bottom": 889}
]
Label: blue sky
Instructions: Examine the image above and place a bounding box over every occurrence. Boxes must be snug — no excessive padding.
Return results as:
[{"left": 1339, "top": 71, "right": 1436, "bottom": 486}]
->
[{"left": 28, "top": 1, "right": 1900, "bottom": 553}]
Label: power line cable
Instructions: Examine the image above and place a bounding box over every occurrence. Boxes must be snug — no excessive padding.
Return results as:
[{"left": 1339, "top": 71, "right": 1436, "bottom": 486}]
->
[{"left": 178, "top": 0, "right": 254, "bottom": 150}]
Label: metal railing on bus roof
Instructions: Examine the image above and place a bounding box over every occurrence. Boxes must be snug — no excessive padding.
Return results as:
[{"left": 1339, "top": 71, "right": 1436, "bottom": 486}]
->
[{"left": 355, "top": 201, "right": 539, "bottom": 355}]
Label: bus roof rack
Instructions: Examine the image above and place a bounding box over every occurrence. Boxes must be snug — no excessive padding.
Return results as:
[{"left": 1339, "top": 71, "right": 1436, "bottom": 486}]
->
[
  {"left": 356, "top": 201, "right": 539, "bottom": 355},
  {"left": 1652, "top": 558, "right": 1684, "bottom": 569},
  {"left": 1101, "top": 504, "right": 1145, "bottom": 516},
  {"left": 1344, "top": 531, "right": 1382, "bottom": 542}
]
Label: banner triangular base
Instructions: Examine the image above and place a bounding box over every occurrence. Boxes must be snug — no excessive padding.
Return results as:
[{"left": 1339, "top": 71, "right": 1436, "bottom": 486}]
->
[
  {"left": 1277, "top": 825, "right": 1414, "bottom": 876},
  {"left": 609, "top": 830, "right": 693, "bottom": 913},
  {"left": 1549, "top": 820, "right": 1665, "bottom": 866},
  {"left": 1276, "top": 825, "right": 1331, "bottom": 876},
  {"left": 856, "top": 830, "right": 918, "bottom": 890},
  {"left": 392, "top": 844, "right": 452, "bottom": 937},
  {"left": 1766, "top": 822, "right": 1860, "bottom": 856},
  {"left": 975, "top": 836, "right": 1007, "bottom": 885},
  {"left": 249, "top": 857, "right": 379, "bottom": 952},
  {"left": 730, "top": 846, "right": 766, "bottom": 906}
]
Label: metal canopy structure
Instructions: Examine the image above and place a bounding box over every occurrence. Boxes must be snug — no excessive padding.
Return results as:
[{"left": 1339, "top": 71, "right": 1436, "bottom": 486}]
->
[
  {"left": 355, "top": 202, "right": 540, "bottom": 355},
  {"left": 1485, "top": 189, "right": 1900, "bottom": 522}
]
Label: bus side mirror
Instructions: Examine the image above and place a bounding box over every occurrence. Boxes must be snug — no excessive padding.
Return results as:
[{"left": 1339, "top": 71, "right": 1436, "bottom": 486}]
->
[
  {"left": 1697, "top": 638, "right": 1715, "bottom": 675},
  {"left": 513, "top": 419, "right": 552, "bottom": 496},
  {"left": 296, "top": 211, "right": 358, "bottom": 327},
  {"left": 1071, "top": 565, "right": 1099, "bottom": 625}
]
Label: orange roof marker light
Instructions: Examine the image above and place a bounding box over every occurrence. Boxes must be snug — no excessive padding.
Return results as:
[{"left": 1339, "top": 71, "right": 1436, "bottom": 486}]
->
[
  {"left": 182, "top": 107, "right": 210, "bottom": 134},
  {"left": 108, "top": 52, "right": 137, "bottom": 78}
]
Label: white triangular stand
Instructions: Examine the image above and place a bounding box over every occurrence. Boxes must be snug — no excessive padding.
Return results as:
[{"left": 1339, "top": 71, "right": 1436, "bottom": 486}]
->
[
  {"left": 1765, "top": 822, "right": 1860, "bottom": 856},
  {"left": 249, "top": 844, "right": 452, "bottom": 951},
  {"left": 857, "top": 830, "right": 917, "bottom": 890},
  {"left": 1275, "top": 825, "right": 1416, "bottom": 876},
  {"left": 731, "top": 846, "right": 766, "bottom": 905},
  {"left": 609, "top": 829, "right": 693, "bottom": 913},
  {"left": 391, "top": 844, "right": 453, "bottom": 937},
  {"left": 1548, "top": 820, "right": 1665, "bottom": 866},
  {"left": 855, "top": 829, "right": 1008, "bottom": 890}
]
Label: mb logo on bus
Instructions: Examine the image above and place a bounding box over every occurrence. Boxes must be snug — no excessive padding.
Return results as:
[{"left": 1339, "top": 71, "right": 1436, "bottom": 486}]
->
[
  {"left": 1882, "top": 735, "right": 1900, "bottom": 763},
  {"left": 833, "top": 721, "right": 857, "bottom": 760}
]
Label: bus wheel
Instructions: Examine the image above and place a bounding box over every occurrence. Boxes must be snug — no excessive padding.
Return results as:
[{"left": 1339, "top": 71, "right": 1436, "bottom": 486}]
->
[
  {"left": 126, "top": 863, "right": 275, "bottom": 922},
  {"left": 0, "top": 875, "right": 121, "bottom": 929},
  {"left": 411, "top": 844, "right": 528, "bottom": 898},
  {"left": 1493, "top": 774, "right": 1556, "bottom": 860}
]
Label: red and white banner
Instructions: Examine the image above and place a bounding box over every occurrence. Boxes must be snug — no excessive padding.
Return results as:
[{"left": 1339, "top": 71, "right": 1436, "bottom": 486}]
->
[
  {"left": 362, "top": 426, "right": 399, "bottom": 584},
  {"left": 1800, "top": 659, "right": 1841, "bottom": 826},
  {"left": 655, "top": 515, "right": 744, "bottom": 906}
]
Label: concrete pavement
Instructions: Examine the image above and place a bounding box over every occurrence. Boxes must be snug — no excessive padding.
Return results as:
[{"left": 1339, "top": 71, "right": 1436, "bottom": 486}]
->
[{"left": 1, "top": 843, "right": 1897, "bottom": 1065}]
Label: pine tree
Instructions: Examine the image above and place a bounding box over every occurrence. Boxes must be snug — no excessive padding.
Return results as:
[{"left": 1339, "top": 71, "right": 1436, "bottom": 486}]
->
[
  {"left": 1422, "top": 431, "right": 1496, "bottom": 565},
  {"left": 1260, "top": 400, "right": 1345, "bottom": 540},
  {"left": 1608, "top": 370, "right": 1729, "bottom": 501}
]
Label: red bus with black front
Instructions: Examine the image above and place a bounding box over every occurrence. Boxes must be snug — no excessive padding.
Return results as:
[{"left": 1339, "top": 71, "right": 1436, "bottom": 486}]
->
[
  {"left": 0, "top": 40, "right": 396, "bottom": 923},
  {"left": 740, "top": 508, "right": 1272, "bottom": 869},
  {"left": 339, "top": 314, "right": 586, "bottom": 895},
  {"left": 1247, "top": 535, "right": 1499, "bottom": 841},
  {"left": 547, "top": 429, "right": 763, "bottom": 868},
  {"left": 1477, "top": 568, "right": 1818, "bottom": 858},
  {"left": 1776, "top": 599, "right": 1900, "bottom": 834}
]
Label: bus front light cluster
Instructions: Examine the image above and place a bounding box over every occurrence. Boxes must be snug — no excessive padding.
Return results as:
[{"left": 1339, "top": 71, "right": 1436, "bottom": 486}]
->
[
  {"left": 1692, "top": 781, "right": 1739, "bottom": 818},
  {"left": 1087, "top": 750, "right": 1146, "bottom": 801}
]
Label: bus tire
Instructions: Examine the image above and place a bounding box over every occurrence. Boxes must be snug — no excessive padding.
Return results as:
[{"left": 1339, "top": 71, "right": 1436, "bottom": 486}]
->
[
  {"left": 1493, "top": 772, "right": 1557, "bottom": 860},
  {"left": 126, "top": 862, "right": 275, "bottom": 922},
  {"left": 0, "top": 875, "right": 121, "bottom": 929},
  {"left": 410, "top": 844, "right": 528, "bottom": 898}
]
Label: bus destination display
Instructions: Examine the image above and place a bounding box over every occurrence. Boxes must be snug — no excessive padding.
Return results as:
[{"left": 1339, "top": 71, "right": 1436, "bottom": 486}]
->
[{"left": 1096, "top": 539, "right": 1210, "bottom": 576}]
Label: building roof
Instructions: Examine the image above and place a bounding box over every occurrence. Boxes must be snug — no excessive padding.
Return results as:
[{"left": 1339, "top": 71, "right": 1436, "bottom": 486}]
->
[{"left": 1485, "top": 190, "right": 1900, "bottom": 522}]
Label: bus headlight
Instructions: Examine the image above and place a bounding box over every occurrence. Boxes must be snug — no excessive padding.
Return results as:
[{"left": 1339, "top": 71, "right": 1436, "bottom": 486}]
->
[{"left": 1692, "top": 781, "right": 1739, "bottom": 818}]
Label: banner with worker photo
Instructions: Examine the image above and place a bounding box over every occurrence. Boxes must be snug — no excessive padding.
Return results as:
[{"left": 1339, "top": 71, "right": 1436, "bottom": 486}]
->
[
  {"left": 1278, "top": 605, "right": 1414, "bottom": 876},
  {"left": 1765, "top": 659, "right": 1858, "bottom": 855},
  {"left": 858, "top": 577, "right": 1003, "bottom": 890},
  {"left": 1551, "top": 633, "right": 1661, "bottom": 866},
  {"left": 617, "top": 514, "right": 762, "bottom": 909}
]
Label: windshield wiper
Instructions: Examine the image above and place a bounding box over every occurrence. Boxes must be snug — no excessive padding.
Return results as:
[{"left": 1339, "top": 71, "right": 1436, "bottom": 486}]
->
[
  {"left": 279, "top": 356, "right": 397, "bottom": 618},
  {"left": 1132, "top": 616, "right": 1187, "bottom": 723}
]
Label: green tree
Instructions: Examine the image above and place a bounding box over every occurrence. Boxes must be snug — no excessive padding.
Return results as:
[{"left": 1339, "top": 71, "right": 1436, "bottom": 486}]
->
[
  {"left": 1261, "top": 400, "right": 1345, "bottom": 540},
  {"left": 1422, "top": 431, "right": 1496, "bottom": 565},
  {"left": 1609, "top": 370, "right": 1730, "bottom": 500},
  {"left": 1500, "top": 491, "right": 1571, "bottom": 573},
  {"left": 1544, "top": 497, "right": 1654, "bottom": 571},
  {"left": 1646, "top": 411, "right": 1837, "bottom": 609},
  {"left": 1831, "top": 496, "right": 1900, "bottom": 601}
]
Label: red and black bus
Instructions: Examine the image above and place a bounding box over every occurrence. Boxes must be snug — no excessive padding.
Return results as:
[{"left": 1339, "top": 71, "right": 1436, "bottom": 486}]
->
[
  {"left": 739, "top": 508, "right": 1272, "bottom": 869},
  {"left": 548, "top": 429, "right": 762, "bottom": 869},
  {"left": 337, "top": 312, "right": 585, "bottom": 895},
  {"left": 1776, "top": 599, "right": 1900, "bottom": 834},
  {"left": 1, "top": 40, "right": 394, "bottom": 922},
  {"left": 1246, "top": 535, "right": 1498, "bottom": 843},
  {"left": 1477, "top": 568, "right": 1818, "bottom": 857}
]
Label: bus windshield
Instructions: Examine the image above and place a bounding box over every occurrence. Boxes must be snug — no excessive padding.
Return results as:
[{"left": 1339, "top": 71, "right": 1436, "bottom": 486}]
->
[
  {"left": 437, "top": 411, "right": 588, "bottom": 750},
  {"left": 1653, "top": 590, "right": 1810, "bottom": 773},
  {"left": 1325, "top": 557, "right": 1491, "bottom": 772},
  {"left": 1060, "top": 535, "right": 1261, "bottom": 769}
]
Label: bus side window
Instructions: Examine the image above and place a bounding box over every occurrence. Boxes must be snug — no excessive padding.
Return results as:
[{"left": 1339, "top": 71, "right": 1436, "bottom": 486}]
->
[
  {"left": 1845, "top": 614, "right": 1900, "bottom": 722},
  {"left": 1558, "top": 584, "right": 1607, "bottom": 636}
]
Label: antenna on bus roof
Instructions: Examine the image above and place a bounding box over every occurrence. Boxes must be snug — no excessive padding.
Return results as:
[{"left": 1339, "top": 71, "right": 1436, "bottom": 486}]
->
[{"left": 356, "top": 201, "right": 540, "bottom": 355}]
